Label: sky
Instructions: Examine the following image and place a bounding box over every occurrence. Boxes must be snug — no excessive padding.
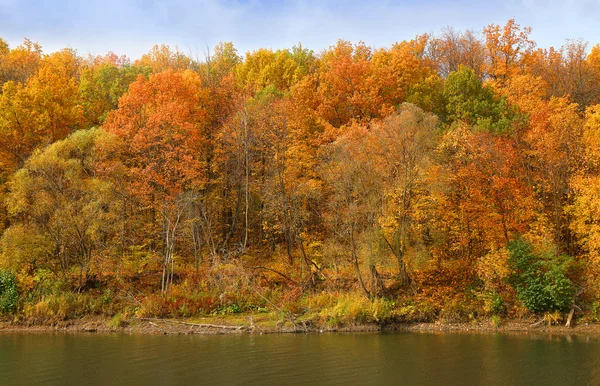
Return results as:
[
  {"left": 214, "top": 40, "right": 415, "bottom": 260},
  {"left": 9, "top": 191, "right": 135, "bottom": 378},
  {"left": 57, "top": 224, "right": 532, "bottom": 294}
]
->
[{"left": 1, "top": 0, "right": 599, "bottom": 60}]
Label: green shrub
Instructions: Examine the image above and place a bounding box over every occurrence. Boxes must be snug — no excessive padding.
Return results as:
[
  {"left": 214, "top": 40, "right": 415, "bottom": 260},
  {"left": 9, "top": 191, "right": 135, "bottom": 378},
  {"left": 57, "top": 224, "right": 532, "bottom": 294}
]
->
[
  {"left": 592, "top": 301, "right": 600, "bottom": 322},
  {"left": 108, "top": 312, "right": 127, "bottom": 329},
  {"left": 0, "top": 269, "right": 19, "bottom": 314},
  {"left": 491, "top": 314, "right": 501, "bottom": 328},
  {"left": 507, "top": 238, "right": 574, "bottom": 314},
  {"left": 213, "top": 303, "right": 242, "bottom": 315}
]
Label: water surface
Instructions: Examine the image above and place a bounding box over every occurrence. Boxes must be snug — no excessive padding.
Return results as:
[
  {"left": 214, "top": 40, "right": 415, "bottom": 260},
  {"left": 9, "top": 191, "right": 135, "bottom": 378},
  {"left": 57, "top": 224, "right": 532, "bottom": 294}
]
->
[{"left": 0, "top": 331, "right": 598, "bottom": 385}]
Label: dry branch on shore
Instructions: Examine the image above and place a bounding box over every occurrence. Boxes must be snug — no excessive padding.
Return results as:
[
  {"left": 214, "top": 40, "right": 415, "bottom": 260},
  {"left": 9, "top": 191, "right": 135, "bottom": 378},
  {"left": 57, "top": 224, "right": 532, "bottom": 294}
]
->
[{"left": 137, "top": 317, "right": 247, "bottom": 331}]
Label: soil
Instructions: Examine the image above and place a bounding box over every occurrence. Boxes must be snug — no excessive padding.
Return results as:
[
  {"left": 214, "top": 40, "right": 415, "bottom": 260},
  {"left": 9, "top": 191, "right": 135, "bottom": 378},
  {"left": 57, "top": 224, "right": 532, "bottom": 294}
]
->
[{"left": 2, "top": 316, "right": 600, "bottom": 337}]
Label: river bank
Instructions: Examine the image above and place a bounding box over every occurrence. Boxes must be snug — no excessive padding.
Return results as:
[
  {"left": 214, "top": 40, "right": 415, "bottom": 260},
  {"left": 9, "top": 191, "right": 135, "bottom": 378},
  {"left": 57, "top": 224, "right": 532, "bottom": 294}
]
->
[{"left": 2, "top": 315, "right": 600, "bottom": 337}]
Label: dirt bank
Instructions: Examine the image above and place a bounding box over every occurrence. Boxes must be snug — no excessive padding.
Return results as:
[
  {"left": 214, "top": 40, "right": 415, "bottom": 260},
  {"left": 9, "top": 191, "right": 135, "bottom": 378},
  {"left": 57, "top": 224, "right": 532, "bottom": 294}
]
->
[{"left": 2, "top": 315, "right": 600, "bottom": 337}]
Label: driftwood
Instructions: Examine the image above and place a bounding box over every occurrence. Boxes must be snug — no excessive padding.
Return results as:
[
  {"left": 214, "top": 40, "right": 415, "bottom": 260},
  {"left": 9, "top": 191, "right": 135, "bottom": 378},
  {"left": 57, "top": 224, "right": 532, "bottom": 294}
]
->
[
  {"left": 565, "top": 307, "right": 575, "bottom": 328},
  {"left": 530, "top": 318, "right": 546, "bottom": 328},
  {"left": 565, "top": 304, "right": 583, "bottom": 327},
  {"left": 138, "top": 317, "right": 247, "bottom": 331}
]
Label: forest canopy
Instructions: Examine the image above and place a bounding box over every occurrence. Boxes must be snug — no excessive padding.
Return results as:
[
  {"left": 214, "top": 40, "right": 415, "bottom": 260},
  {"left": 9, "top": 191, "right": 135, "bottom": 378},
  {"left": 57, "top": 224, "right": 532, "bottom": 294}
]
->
[{"left": 1, "top": 19, "right": 599, "bottom": 326}]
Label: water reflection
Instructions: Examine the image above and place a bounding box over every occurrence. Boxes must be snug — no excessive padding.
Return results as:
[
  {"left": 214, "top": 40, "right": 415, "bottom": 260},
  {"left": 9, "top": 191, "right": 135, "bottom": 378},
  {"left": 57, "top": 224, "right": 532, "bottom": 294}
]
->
[{"left": 0, "top": 332, "right": 598, "bottom": 385}]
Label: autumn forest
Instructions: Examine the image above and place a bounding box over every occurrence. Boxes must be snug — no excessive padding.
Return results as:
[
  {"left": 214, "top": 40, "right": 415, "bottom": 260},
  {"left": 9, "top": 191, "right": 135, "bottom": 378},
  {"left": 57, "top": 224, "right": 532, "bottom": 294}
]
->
[{"left": 1, "top": 19, "right": 599, "bottom": 328}]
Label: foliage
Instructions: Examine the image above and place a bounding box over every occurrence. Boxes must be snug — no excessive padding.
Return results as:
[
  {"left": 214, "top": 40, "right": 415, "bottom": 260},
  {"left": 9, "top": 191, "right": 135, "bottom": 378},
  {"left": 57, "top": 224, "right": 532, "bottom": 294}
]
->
[
  {"left": 507, "top": 238, "right": 575, "bottom": 313},
  {"left": 443, "top": 66, "right": 516, "bottom": 133},
  {"left": 1, "top": 20, "right": 600, "bottom": 325},
  {"left": 0, "top": 269, "right": 18, "bottom": 314},
  {"left": 311, "top": 293, "right": 396, "bottom": 327},
  {"left": 2, "top": 128, "right": 118, "bottom": 275}
]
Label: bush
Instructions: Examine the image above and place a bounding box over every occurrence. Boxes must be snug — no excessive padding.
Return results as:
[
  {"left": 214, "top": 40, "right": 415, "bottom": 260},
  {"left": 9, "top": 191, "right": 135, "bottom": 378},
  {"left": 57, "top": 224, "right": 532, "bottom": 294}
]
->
[
  {"left": 482, "top": 290, "right": 506, "bottom": 315},
  {"left": 135, "top": 292, "right": 219, "bottom": 318},
  {"left": 0, "top": 269, "right": 19, "bottom": 314},
  {"left": 491, "top": 314, "right": 502, "bottom": 328},
  {"left": 439, "top": 293, "right": 478, "bottom": 323},
  {"left": 314, "top": 293, "right": 397, "bottom": 327},
  {"left": 108, "top": 312, "right": 128, "bottom": 328},
  {"left": 507, "top": 238, "right": 574, "bottom": 314},
  {"left": 23, "top": 292, "right": 89, "bottom": 322}
]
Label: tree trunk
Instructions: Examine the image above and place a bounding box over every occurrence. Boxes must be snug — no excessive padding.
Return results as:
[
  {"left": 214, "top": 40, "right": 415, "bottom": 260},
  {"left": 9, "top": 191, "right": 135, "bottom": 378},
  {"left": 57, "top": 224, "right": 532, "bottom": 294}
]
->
[
  {"left": 351, "top": 224, "right": 371, "bottom": 299},
  {"left": 243, "top": 111, "right": 249, "bottom": 252},
  {"left": 369, "top": 264, "right": 385, "bottom": 297},
  {"left": 383, "top": 235, "right": 416, "bottom": 294}
]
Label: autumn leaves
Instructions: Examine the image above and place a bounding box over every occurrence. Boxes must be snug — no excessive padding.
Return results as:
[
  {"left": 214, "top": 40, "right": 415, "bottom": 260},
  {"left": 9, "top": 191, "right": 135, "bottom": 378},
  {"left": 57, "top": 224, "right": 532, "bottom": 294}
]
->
[{"left": 1, "top": 18, "right": 600, "bottom": 315}]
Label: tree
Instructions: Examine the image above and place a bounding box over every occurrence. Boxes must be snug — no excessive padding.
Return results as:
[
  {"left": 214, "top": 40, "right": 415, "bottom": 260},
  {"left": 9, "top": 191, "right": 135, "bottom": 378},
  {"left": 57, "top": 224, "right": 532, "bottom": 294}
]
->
[
  {"left": 507, "top": 237, "right": 574, "bottom": 313},
  {"left": 255, "top": 92, "right": 323, "bottom": 280},
  {"left": 569, "top": 105, "right": 600, "bottom": 294},
  {"left": 524, "top": 97, "right": 584, "bottom": 253},
  {"left": 323, "top": 123, "right": 377, "bottom": 298},
  {"left": 0, "top": 49, "right": 84, "bottom": 171},
  {"left": 483, "top": 19, "right": 535, "bottom": 84},
  {"left": 236, "top": 48, "right": 302, "bottom": 93},
  {"left": 0, "top": 38, "right": 42, "bottom": 86},
  {"left": 370, "top": 36, "right": 433, "bottom": 110},
  {"left": 79, "top": 55, "right": 150, "bottom": 126},
  {"left": 428, "top": 27, "right": 486, "bottom": 78},
  {"left": 527, "top": 40, "right": 599, "bottom": 108},
  {"left": 103, "top": 69, "right": 208, "bottom": 292},
  {"left": 366, "top": 103, "right": 438, "bottom": 288},
  {"left": 430, "top": 125, "right": 535, "bottom": 266},
  {"left": 135, "top": 44, "right": 194, "bottom": 73},
  {"left": 2, "top": 128, "right": 118, "bottom": 282},
  {"left": 324, "top": 104, "right": 438, "bottom": 296},
  {"left": 315, "top": 40, "right": 381, "bottom": 127},
  {"left": 443, "top": 66, "right": 516, "bottom": 133},
  {"left": 0, "top": 49, "right": 85, "bottom": 236}
]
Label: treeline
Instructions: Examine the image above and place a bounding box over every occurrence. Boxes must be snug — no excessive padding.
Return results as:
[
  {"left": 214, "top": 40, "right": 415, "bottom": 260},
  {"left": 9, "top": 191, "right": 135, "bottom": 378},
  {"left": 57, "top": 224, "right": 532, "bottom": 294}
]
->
[{"left": 1, "top": 20, "right": 600, "bottom": 324}]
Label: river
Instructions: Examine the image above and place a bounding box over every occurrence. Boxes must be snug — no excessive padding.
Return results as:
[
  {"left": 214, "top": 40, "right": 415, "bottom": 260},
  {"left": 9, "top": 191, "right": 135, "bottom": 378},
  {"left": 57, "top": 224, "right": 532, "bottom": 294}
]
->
[{"left": 0, "top": 331, "right": 598, "bottom": 385}]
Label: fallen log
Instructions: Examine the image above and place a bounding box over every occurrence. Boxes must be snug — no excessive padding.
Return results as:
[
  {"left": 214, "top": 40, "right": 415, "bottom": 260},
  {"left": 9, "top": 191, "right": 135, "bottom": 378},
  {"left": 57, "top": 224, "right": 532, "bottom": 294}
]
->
[
  {"left": 137, "top": 317, "right": 247, "bottom": 330},
  {"left": 565, "top": 306, "right": 576, "bottom": 328},
  {"left": 530, "top": 318, "right": 545, "bottom": 328}
]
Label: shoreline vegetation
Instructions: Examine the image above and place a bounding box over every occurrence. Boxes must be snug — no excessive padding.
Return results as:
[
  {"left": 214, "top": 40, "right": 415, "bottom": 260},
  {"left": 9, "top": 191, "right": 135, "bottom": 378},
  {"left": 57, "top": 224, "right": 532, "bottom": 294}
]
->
[{"left": 4, "top": 20, "right": 600, "bottom": 333}]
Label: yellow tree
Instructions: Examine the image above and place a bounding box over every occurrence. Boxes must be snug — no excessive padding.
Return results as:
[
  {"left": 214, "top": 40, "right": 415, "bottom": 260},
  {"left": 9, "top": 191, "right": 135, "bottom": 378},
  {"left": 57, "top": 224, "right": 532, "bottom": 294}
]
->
[
  {"left": 366, "top": 103, "right": 438, "bottom": 288},
  {"left": 323, "top": 123, "right": 377, "bottom": 298},
  {"left": 0, "top": 49, "right": 84, "bottom": 233},
  {"left": 135, "top": 44, "right": 194, "bottom": 73},
  {"left": 79, "top": 53, "right": 150, "bottom": 126},
  {"left": 235, "top": 48, "right": 301, "bottom": 93},
  {"left": 524, "top": 97, "right": 584, "bottom": 253},
  {"left": 483, "top": 19, "right": 535, "bottom": 85},
  {"left": 0, "top": 49, "right": 84, "bottom": 170},
  {"left": 0, "top": 38, "right": 42, "bottom": 86},
  {"left": 2, "top": 128, "right": 118, "bottom": 283},
  {"left": 570, "top": 105, "right": 600, "bottom": 293}
]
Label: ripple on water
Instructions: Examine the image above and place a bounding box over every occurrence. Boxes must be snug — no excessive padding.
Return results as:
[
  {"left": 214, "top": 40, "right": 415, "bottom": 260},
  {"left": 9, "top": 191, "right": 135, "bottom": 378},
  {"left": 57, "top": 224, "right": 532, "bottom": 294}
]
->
[{"left": 0, "top": 332, "right": 599, "bottom": 386}]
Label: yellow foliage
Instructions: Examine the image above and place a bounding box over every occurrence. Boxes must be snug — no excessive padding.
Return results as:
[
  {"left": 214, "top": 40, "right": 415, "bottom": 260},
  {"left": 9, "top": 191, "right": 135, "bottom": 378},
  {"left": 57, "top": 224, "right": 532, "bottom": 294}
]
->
[{"left": 477, "top": 247, "right": 510, "bottom": 288}]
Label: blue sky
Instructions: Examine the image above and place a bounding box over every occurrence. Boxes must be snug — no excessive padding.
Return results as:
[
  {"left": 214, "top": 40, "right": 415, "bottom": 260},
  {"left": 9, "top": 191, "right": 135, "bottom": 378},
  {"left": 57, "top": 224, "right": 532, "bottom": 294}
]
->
[{"left": 1, "top": 0, "right": 599, "bottom": 59}]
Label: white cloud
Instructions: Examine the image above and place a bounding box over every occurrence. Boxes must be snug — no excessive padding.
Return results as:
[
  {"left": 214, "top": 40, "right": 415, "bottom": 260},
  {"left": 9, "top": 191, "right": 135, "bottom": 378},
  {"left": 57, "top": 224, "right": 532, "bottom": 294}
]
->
[{"left": 1, "top": 0, "right": 599, "bottom": 59}]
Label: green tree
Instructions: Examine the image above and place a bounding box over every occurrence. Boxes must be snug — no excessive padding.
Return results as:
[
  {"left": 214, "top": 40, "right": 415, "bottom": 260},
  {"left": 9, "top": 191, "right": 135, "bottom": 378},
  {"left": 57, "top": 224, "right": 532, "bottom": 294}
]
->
[{"left": 443, "top": 66, "right": 515, "bottom": 133}]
